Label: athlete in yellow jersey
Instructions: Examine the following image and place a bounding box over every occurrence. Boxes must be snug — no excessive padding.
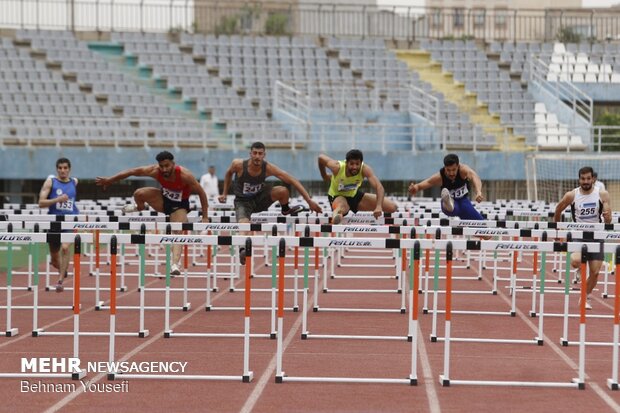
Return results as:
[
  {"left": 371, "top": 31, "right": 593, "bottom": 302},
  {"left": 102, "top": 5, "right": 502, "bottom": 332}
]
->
[{"left": 318, "top": 149, "right": 397, "bottom": 224}]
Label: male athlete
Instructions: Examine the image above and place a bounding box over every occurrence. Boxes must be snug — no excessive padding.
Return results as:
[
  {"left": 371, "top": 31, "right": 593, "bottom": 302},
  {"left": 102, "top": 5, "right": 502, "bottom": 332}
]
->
[
  {"left": 38, "top": 158, "right": 79, "bottom": 292},
  {"left": 554, "top": 166, "right": 612, "bottom": 310},
  {"left": 408, "top": 154, "right": 484, "bottom": 220},
  {"left": 318, "top": 149, "right": 397, "bottom": 224},
  {"left": 219, "top": 141, "right": 322, "bottom": 264},
  {"left": 96, "top": 151, "right": 209, "bottom": 275}
]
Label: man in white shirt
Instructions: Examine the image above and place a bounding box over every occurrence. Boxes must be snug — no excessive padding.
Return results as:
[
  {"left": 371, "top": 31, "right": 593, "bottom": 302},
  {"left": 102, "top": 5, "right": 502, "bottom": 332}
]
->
[
  {"left": 200, "top": 166, "right": 219, "bottom": 197},
  {"left": 593, "top": 171, "right": 606, "bottom": 192}
]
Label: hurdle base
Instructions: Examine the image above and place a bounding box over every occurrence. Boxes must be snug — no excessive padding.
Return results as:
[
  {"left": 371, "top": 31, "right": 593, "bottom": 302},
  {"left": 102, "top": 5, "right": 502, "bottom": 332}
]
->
[
  {"left": 275, "top": 373, "right": 285, "bottom": 383},
  {"left": 607, "top": 378, "right": 618, "bottom": 390},
  {"left": 439, "top": 375, "right": 450, "bottom": 386},
  {"left": 301, "top": 332, "right": 308, "bottom": 339},
  {"left": 407, "top": 335, "right": 412, "bottom": 342},
  {"left": 242, "top": 372, "right": 254, "bottom": 383},
  {"left": 603, "top": 294, "right": 608, "bottom": 298},
  {"left": 120, "top": 285, "right": 127, "bottom": 292},
  {"left": 530, "top": 311, "right": 537, "bottom": 317},
  {"left": 535, "top": 337, "right": 544, "bottom": 346},
  {"left": 323, "top": 288, "right": 328, "bottom": 293},
  {"left": 313, "top": 307, "right": 319, "bottom": 312},
  {"left": 572, "top": 378, "right": 585, "bottom": 390},
  {"left": 5, "top": 328, "right": 18, "bottom": 337},
  {"left": 32, "top": 328, "right": 44, "bottom": 337},
  {"left": 293, "top": 306, "right": 299, "bottom": 312},
  {"left": 95, "top": 301, "right": 104, "bottom": 311},
  {"left": 164, "top": 330, "right": 173, "bottom": 338},
  {"left": 561, "top": 338, "right": 568, "bottom": 346},
  {"left": 183, "top": 303, "right": 191, "bottom": 311},
  {"left": 72, "top": 370, "right": 86, "bottom": 380},
  {"left": 139, "top": 330, "right": 150, "bottom": 338},
  {"left": 409, "top": 375, "right": 417, "bottom": 386},
  {"left": 400, "top": 308, "right": 406, "bottom": 314},
  {"left": 510, "top": 311, "right": 516, "bottom": 317},
  {"left": 270, "top": 332, "right": 276, "bottom": 339},
  {"left": 430, "top": 335, "right": 437, "bottom": 342},
  {"left": 108, "top": 373, "right": 116, "bottom": 380},
  {"left": 205, "top": 306, "right": 212, "bottom": 311}
]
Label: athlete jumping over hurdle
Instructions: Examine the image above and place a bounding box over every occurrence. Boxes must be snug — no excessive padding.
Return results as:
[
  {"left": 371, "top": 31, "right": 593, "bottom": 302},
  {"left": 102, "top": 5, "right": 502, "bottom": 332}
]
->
[
  {"left": 219, "top": 141, "right": 322, "bottom": 264},
  {"left": 408, "top": 154, "right": 485, "bottom": 220},
  {"left": 318, "top": 149, "right": 397, "bottom": 224},
  {"left": 38, "top": 157, "right": 79, "bottom": 292},
  {"left": 553, "top": 166, "right": 612, "bottom": 310},
  {"left": 95, "top": 151, "right": 209, "bottom": 276}
]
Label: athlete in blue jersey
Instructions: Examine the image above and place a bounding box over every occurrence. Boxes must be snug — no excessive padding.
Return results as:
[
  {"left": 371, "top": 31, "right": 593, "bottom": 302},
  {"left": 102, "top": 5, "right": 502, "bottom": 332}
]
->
[
  {"left": 408, "top": 154, "right": 484, "bottom": 220},
  {"left": 38, "top": 158, "right": 79, "bottom": 292}
]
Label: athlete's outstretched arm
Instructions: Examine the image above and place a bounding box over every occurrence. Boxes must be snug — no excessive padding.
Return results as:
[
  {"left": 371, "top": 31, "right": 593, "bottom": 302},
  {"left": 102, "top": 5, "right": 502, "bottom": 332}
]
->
[
  {"left": 217, "top": 159, "right": 242, "bottom": 203},
  {"left": 408, "top": 173, "right": 441, "bottom": 196},
  {"left": 318, "top": 154, "right": 340, "bottom": 180},
  {"left": 363, "top": 164, "right": 385, "bottom": 219},
  {"left": 461, "top": 164, "right": 484, "bottom": 202},
  {"left": 95, "top": 165, "right": 156, "bottom": 190},
  {"left": 179, "top": 167, "right": 209, "bottom": 222},
  {"left": 600, "top": 190, "right": 612, "bottom": 224},
  {"left": 554, "top": 191, "right": 575, "bottom": 222},
  {"left": 267, "top": 163, "right": 322, "bottom": 213}
]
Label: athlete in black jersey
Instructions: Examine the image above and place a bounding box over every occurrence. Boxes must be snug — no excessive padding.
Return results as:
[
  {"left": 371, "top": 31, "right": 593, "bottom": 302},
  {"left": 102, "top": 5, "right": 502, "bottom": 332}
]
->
[
  {"left": 408, "top": 154, "right": 484, "bottom": 220},
  {"left": 219, "top": 142, "right": 322, "bottom": 263}
]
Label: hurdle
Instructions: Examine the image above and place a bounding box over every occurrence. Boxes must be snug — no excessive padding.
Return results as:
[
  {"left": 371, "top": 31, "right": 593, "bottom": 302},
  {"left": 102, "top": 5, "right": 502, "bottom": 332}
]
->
[
  {"left": 608, "top": 246, "right": 620, "bottom": 390},
  {"left": 438, "top": 242, "right": 585, "bottom": 389},
  {"left": 0, "top": 234, "right": 86, "bottom": 380},
  {"left": 275, "top": 237, "right": 418, "bottom": 384},
  {"left": 288, "top": 233, "right": 411, "bottom": 341},
  {"left": 108, "top": 237, "right": 255, "bottom": 382}
]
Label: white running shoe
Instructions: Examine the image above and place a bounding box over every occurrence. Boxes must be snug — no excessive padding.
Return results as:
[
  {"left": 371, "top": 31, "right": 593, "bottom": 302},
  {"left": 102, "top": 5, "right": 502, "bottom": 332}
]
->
[
  {"left": 122, "top": 203, "right": 138, "bottom": 214},
  {"left": 579, "top": 296, "right": 593, "bottom": 310},
  {"left": 441, "top": 188, "right": 454, "bottom": 212},
  {"left": 170, "top": 263, "right": 181, "bottom": 276}
]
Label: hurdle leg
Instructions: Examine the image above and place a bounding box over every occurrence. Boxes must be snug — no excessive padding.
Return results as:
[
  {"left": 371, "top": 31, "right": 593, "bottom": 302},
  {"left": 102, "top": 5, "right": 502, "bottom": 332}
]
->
[
  {"left": 138, "top": 243, "right": 149, "bottom": 337},
  {"left": 609, "top": 253, "right": 620, "bottom": 390},
  {"left": 270, "top": 245, "right": 277, "bottom": 339},
  {"left": 560, "top": 252, "right": 572, "bottom": 346},
  {"left": 32, "top": 241, "right": 42, "bottom": 336},
  {"left": 5, "top": 242, "right": 18, "bottom": 337},
  {"left": 439, "top": 243, "right": 453, "bottom": 386},
  {"left": 430, "top": 248, "right": 440, "bottom": 342}
]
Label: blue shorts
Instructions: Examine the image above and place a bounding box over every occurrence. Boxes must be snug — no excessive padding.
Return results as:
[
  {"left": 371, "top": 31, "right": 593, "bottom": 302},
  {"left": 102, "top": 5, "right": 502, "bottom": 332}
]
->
[{"left": 442, "top": 197, "right": 484, "bottom": 220}]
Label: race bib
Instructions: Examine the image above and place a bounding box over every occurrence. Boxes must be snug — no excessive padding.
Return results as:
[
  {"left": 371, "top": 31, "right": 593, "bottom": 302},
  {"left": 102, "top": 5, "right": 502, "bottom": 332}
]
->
[
  {"left": 577, "top": 202, "right": 598, "bottom": 219},
  {"left": 243, "top": 182, "right": 263, "bottom": 195},
  {"left": 162, "top": 187, "right": 182, "bottom": 202},
  {"left": 450, "top": 185, "right": 468, "bottom": 199},
  {"left": 56, "top": 200, "right": 74, "bottom": 211},
  {"left": 337, "top": 180, "right": 360, "bottom": 192}
]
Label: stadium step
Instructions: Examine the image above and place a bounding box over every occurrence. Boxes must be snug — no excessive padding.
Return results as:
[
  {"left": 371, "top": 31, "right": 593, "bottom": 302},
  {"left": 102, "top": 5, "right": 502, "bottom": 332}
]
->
[{"left": 395, "top": 49, "right": 526, "bottom": 151}]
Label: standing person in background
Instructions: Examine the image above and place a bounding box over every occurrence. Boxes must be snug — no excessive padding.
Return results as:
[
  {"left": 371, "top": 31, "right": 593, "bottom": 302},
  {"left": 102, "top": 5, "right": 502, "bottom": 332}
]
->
[
  {"left": 38, "top": 158, "right": 79, "bottom": 292},
  {"left": 200, "top": 165, "right": 220, "bottom": 198},
  {"left": 95, "top": 151, "right": 209, "bottom": 276},
  {"left": 593, "top": 171, "right": 606, "bottom": 192},
  {"left": 554, "top": 166, "right": 612, "bottom": 310}
]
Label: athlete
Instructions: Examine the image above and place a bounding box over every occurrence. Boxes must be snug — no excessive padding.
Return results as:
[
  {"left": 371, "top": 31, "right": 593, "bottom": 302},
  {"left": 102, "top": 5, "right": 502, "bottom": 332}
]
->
[
  {"left": 408, "top": 154, "right": 484, "bottom": 220},
  {"left": 318, "top": 149, "right": 397, "bottom": 224},
  {"left": 219, "top": 141, "right": 322, "bottom": 264},
  {"left": 38, "top": 158, "right": 79, "bottom": 292},
  {"left": 554, "top": 166, "right": 612, "bottom": 310},
  {"left": 96, "top": 151, "right": 209, "bottom": 275}
]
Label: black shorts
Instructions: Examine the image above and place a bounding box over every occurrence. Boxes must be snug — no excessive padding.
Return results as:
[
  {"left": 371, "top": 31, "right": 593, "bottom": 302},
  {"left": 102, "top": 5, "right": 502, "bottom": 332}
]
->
[
  {"left": 162, "top": 197, "right": 190, "bottom": 215},
  {"left": 575, "top": 239, "right": 605, "bottom": 261},
  {"left": 47, "top": 229, "right": 72, "bottom": 252},
  {"left": 328, "top": 190, "right": 365, "bottom": 214},
  {"left": 234, "top": 188, "right": 273, "bottom": 221}
]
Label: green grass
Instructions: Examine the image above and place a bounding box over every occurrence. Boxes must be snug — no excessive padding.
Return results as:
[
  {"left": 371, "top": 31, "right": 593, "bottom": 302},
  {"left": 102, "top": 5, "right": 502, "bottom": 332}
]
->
[{"left": 0, "top": 243, "right": 50, "bottom": 272}]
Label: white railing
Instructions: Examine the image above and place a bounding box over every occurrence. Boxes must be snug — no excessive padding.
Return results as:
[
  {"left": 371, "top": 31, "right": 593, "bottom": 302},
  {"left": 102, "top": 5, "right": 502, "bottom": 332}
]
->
[
  {"left": 529, "top": 57, "right": 593, "bottom": 127},
  {"left": 408, "top": 83, "right": 439, "bottom": 125}
]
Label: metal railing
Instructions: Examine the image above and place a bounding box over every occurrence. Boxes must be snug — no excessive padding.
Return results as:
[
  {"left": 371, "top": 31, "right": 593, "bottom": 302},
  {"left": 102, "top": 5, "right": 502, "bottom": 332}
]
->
[{"left": 3, "top": 1, "right": 620, "bottom": 43}]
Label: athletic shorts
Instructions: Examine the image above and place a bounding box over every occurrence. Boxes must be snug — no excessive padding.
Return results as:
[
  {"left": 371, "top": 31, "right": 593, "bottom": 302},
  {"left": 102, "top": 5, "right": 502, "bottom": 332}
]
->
[
  {"left": 162, "top": 195, "right": 190, "bottom": 215},
  {"left": 442, "top": 197, "right": 484, "bottom": 220},
  {"left": 573, "top": 239, "right": 605, "bottom": 261},
  {"left": 234, "top": 187, "right": 274, "bottom": 221},
  {"left": 328, "top": 190, "right": 365, "bottom": 214},
  {"left": 47, "top": 229, "right": 73, "bottom": 252}
]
